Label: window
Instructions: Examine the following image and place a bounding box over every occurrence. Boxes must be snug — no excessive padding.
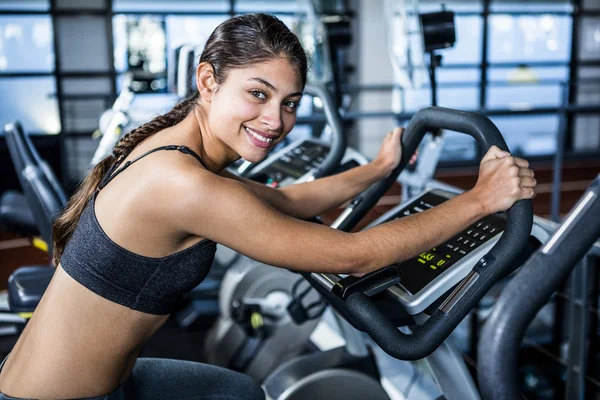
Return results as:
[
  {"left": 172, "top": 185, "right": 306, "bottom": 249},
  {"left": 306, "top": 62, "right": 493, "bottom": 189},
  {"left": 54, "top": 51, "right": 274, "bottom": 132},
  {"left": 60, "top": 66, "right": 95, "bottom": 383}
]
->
[
  {"left": 486, "top": 66, "right": 568, "bottom": 109},
  {"left": 578, "top": 18, "right": 600, "bottom": 61},
  {"left": 112, "top": 0, "right": 228, "bottom": 13},
  {"left": 441, "top": 16, "right": 483, "bottom": 65},
  {"left": 0, "top": 0, "right": 49, "bottom": 11},
  {"left": 0, "top": 77, "right": 60, "bottom": 134},
  {"left": 490, "top": 1, "right": 573, "bottom": 12},
  {"left": 235, "top": 0, "right": 297, "bottom": 13},
  {"left": 0, "top": 16, "right": 54, "bottom": 72},
  {"left": 488, "top": 15, "right": 572, "bottom": 63},
  {"left": 490, "top": 115, "right": 559, "bottom": 156}
]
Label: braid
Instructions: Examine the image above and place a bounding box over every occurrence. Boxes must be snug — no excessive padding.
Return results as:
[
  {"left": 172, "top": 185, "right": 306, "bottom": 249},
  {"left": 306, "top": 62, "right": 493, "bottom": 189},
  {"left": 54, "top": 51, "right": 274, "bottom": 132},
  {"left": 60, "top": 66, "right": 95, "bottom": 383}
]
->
[{"left": 112, "top": 92, "right": 199, "bottom": 162}]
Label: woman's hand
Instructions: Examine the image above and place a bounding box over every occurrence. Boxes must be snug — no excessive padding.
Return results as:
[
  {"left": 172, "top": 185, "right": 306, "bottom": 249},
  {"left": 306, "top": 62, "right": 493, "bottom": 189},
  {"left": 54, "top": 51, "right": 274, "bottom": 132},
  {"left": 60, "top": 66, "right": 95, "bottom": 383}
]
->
[
  {"left": 471, "top": 146, "right": 536, "bottom": 215},
  {"left": 373, "top": 127, "right": 417, "bottom": 178}
]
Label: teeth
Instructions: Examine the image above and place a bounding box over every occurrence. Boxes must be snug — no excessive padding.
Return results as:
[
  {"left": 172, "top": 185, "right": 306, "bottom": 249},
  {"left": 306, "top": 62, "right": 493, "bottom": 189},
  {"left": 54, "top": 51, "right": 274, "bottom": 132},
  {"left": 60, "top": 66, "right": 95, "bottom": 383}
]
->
[{"left": 245, "top": 127, "right": 274, "bottom": 143}]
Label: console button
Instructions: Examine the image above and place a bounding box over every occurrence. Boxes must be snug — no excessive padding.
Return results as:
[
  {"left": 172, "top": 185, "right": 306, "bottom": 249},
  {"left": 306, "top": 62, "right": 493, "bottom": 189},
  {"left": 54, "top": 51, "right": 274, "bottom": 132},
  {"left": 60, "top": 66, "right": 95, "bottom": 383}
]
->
[{"left": 479, "top": 235, "right": 486, "bottom": 241}]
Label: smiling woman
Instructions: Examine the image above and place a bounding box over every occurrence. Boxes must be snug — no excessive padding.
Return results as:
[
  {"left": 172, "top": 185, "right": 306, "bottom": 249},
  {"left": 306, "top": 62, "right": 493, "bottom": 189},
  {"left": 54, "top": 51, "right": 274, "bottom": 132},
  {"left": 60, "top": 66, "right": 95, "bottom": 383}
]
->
[
  {"left": 0, "top": 13, "right": 307, "bottom": 400},
  {"left": 0, "top": 11, "right": 537, "bottom": 400}
]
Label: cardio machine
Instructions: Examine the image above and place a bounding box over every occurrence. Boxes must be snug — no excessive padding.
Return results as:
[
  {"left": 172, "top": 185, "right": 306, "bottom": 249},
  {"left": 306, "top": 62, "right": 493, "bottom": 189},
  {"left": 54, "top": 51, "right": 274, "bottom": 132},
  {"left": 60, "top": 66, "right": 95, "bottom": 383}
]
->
[
  {"left": 259, "top": 107, "right": 552, "bottom": 400},
  {"left": 478, "top": 175, "right": 600, "bottom": 400}
]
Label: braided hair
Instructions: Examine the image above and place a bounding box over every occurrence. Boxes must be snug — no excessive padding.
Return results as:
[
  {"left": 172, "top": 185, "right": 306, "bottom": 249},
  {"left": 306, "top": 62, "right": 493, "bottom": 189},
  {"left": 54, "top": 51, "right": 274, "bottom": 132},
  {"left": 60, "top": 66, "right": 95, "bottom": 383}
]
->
[{"left": 52, "top": 13, "right": 307, "bottom": 265}]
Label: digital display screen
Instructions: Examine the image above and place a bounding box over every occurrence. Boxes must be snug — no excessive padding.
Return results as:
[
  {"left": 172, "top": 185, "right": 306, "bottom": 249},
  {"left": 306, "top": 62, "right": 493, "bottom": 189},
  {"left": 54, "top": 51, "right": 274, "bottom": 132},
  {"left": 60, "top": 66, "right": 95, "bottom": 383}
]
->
[{"left": 390, "top": 190, "right": 507, "bottom": 295}]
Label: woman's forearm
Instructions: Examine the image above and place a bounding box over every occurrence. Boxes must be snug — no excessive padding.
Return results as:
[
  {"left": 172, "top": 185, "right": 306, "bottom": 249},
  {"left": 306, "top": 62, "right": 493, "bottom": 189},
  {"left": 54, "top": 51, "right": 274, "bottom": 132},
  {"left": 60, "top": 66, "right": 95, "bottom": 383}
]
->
[
  {"left": 279, "top": 160, "right": 387, "bottom": 219},
  {"left": 351, "top": 189, "right": 487, "bottom": 275}
]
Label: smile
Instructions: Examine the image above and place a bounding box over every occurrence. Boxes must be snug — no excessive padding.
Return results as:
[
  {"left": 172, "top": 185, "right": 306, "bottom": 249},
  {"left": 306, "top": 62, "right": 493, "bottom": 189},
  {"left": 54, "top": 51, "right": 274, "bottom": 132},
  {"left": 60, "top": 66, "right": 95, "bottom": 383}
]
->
[{"left": 245, "top": 126, "right": 275, "bottom": 144}]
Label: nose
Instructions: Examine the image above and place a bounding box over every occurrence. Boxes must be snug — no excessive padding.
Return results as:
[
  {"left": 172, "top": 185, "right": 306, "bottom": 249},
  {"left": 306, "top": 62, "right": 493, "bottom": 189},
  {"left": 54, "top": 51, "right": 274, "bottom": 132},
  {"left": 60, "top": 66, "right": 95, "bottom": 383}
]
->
[{"left": 259, "top": 103, "right": 283, "bottom": 133}]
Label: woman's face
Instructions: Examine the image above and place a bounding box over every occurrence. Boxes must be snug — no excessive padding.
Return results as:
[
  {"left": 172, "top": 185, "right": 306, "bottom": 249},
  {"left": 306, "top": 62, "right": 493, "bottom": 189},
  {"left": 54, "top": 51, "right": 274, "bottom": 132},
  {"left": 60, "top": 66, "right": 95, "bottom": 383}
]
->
[{"left": 207, "top": 58, "right": 303, "bottom": 163}]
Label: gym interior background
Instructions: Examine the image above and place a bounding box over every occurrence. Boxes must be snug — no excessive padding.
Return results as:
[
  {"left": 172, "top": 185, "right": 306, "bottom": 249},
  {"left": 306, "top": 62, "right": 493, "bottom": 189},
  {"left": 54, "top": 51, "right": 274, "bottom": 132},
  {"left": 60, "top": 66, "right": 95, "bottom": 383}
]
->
[{"left": 0, "top": 0, "right": 599, "bottom": 399}]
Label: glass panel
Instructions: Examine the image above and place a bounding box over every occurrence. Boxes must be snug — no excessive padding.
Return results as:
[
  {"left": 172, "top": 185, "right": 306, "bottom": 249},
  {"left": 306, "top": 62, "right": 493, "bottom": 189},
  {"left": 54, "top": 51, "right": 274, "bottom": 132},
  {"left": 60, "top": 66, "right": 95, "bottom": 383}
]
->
[
  {"left": 55, "top": 0, "right": 106, "bottom": 9},
  {"left": 436, "top": 68, "right": 480, "bottom": 83},
  {"left": 235, "top": 0, "right": 297, "bottom": 13},
  {"left": 61, "top": 77, "right": 113, "bottom": 96},
  {"left": 486, "top": 84, "right": 562, "bottom": 109},
  {"left": 397, "top": 86, "right": 479, "bottom": 111},
  {"left": 438, "top": 86, "right": 479, "bottom": 110},
  {"left": 573, "top": 115, "right": 600, "bottom": 151},
  {"left": 578, "top": 17, "right": 600, "bottom": 61},
  {"left": 489, "top": 114, "right": 559, "bottom": 156},
  {"left": 491, "top": 1, "right": 573, "bottom": 12},
  {"left": 57, "top": 16, "right": 110, "bottom": 72},
  {"left": 488, "top": 15, "right": 572, "bottom": 63},
  {"left": 113, "top": 0, "right": 229, "bottom": 12},
  {"left": 576, "top": 67, "right": 600, "bottom": 106},
  {"left": 0, "top": 0, "right": 49, "bottom": 11},
  {"left": 583, "top": 0, "right": 600, "bottom": 10},
  {"left": 62, "top": 99, "right": 107, "bottom": 133},
  {"left": 164, "top": 15, "right": 227, "bottom": 91},
  {"left": 0, "top": 77, "right": 60, "bottom": 134},
  {"left": 440, "top": 16, "right": 483, "bottom": 65},
  {"left": 440, "top": 131, "right": 477, "bottom": 162},
  {"left": 65, "top": 137, "right": 98, "bottom": 182},
  {"left": 0, "top": 16, "right": 54, "bottom": 72},
  {"left": 418, "top": 0, "right": 483, "bottom": 13},
  {"left": 488, "top": 66, "right": 569, "bottom": 82},
  {"left": 112, "top": 15, "right": 167, "bottom": 92}
]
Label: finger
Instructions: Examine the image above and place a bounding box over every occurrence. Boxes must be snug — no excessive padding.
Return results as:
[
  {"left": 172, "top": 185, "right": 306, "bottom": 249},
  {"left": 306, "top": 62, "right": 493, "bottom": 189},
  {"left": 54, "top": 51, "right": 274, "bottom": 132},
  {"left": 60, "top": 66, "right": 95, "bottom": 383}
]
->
[
  {"left": 481, "top": 145, "right": 510, "bottom": 162},
  {"left": 394, "top": 127, "right": 404, "bottom": 136},
  {"left": 518, "top": 167, "right": 535, "bottom": 178},
  {"left": 519, "top": 176, "right": 536, "bottom": 188},
  {"left": 513, "top": 157, "right": 530, "bottom": 168},
  {"left": 521, "top": 187, "right": 536, "bottom": 199}
]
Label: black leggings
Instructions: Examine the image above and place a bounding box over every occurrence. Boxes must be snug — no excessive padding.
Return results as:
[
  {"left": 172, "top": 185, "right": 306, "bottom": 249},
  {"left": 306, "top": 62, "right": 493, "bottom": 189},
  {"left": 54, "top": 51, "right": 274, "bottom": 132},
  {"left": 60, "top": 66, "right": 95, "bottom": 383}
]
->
[{"left": 0, "top": 357, "right": 265, "bottom": 400}]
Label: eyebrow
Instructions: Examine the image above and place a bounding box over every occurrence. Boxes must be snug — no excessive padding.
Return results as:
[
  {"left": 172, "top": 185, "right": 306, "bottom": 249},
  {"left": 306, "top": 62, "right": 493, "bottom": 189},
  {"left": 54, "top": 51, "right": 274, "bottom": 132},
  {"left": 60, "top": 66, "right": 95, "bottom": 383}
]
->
[{"left": 248, "top": 78, "right": 303, "bottom": 98}]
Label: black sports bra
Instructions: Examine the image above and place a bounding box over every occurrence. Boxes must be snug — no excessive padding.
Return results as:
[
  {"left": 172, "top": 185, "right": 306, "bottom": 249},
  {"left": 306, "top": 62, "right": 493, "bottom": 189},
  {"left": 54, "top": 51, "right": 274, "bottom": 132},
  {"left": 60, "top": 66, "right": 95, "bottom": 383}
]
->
[{"left": 61, "top": 145, "right": 217, "bottom": 315}]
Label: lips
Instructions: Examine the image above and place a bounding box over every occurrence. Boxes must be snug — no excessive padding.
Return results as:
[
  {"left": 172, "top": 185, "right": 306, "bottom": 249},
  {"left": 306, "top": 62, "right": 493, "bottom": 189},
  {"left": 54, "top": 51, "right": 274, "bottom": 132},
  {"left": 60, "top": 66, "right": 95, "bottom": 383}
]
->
[{"left": 244, "top": 126, "right": 278, "bottom": 149}]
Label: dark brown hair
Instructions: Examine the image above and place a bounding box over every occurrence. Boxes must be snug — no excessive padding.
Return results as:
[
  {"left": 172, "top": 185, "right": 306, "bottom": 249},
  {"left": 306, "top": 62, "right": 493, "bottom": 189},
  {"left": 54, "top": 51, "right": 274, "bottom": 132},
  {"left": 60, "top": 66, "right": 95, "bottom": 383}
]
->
[{"left": 52, "top": 13, "right": 308, "bottom": 265}]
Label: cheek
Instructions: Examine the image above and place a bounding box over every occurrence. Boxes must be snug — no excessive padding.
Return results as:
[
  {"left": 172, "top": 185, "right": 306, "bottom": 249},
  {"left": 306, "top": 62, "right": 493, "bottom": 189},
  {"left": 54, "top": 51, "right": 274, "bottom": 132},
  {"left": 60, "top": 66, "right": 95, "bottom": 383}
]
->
[{"left": 282, "top": 113, "right": 297, "bottom": 133}]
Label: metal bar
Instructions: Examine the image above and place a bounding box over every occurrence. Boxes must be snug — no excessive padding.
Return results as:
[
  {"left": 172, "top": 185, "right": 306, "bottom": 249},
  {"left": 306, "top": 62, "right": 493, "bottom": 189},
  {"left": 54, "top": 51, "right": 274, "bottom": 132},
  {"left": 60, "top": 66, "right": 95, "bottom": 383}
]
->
[
  {"left": 480, "top": 0, "right": 490, "bottom": 114},
  {"left": 566, "top": 0, "right": 582, "bottom": 158},
  {"left": 49, "top": 0, "right": 67, "bottom": 188},
  {"left": 0, "top": 72, "right": 55, "bottom": 77},
  {"left": 105, "top": 0, "right": 117, "bottom": 102},
  {"left": 110, "top": 10, "right": 295, "bottom": 16},
  {"left": 551, "top": 83, "right": 570, "bottom": 222},
  {"left": 566, "top": 256, "right": 590, "bottom": 400},
  {"left": 586, "top": 258, "right": 599, "bottom": 399}
]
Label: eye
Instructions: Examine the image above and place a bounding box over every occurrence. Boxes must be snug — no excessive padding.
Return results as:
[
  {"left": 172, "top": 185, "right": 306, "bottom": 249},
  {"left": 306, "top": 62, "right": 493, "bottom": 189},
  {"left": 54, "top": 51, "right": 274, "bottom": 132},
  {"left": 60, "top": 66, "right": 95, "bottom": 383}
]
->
[
  {"left": 283, "top": 100, "right": 299, "bottom": 110},
  {"left": 250, "top": 90, "right": 267, "bottom": 100}
]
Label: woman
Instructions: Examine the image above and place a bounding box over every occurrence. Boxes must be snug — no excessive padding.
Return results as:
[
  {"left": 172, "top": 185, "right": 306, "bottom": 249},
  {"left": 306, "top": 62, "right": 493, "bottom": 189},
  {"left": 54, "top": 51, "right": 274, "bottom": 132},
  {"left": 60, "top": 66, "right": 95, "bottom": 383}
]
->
[{"left": 0, "top": 13, "right": 535, "bottom": 400}]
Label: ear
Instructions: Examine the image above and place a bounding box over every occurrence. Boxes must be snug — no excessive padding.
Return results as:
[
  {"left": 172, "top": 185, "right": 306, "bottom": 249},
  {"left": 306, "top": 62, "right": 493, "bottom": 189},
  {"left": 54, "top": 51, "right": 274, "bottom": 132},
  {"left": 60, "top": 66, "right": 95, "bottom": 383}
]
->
[{"left": 196, "top": 62, "right": 218, "bottom": 102}]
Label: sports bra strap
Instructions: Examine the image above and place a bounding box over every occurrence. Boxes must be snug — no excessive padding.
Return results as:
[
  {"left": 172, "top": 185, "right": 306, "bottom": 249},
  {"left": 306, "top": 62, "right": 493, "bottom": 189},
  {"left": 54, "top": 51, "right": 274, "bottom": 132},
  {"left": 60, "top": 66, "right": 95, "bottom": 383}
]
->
[{"left": 98, "top": 145, "right": 209, "bottom": 191}]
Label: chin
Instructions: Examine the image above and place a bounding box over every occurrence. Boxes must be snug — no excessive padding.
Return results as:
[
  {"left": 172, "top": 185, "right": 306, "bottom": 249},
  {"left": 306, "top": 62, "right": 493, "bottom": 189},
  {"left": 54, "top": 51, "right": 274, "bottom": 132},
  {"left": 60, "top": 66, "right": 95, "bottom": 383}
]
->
[{"left": 243, "top": 152, "right": 269, "bottom": 164}]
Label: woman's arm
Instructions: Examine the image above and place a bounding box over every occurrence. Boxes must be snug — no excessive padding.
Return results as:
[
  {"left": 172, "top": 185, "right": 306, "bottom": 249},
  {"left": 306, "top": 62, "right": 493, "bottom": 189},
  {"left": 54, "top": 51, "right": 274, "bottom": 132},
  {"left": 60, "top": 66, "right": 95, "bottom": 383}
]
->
[
  {"left": 220, "top": 160, "right": 386, "bottom": 220},
  {"left": 177, "top": 146, "right": 535, "bottom": 276},
  {"left": 220, "top": 128, "right": 408, "bottom": 219}
]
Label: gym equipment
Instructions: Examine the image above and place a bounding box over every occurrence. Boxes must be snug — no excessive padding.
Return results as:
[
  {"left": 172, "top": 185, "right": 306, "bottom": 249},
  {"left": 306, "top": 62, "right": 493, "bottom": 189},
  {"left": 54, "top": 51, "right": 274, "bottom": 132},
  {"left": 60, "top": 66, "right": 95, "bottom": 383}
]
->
[
  {"left": 90, "top": 73, "right": 135, "bottom": 167},
  {"left": 265, "top": 107, "right": 548, "bottom": 400},
  {"left": 2, "top": 122, "right": 61, "bottom": 324},
  {"left": 478, "top": 175, "right": 600, "bottom": 400}
]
